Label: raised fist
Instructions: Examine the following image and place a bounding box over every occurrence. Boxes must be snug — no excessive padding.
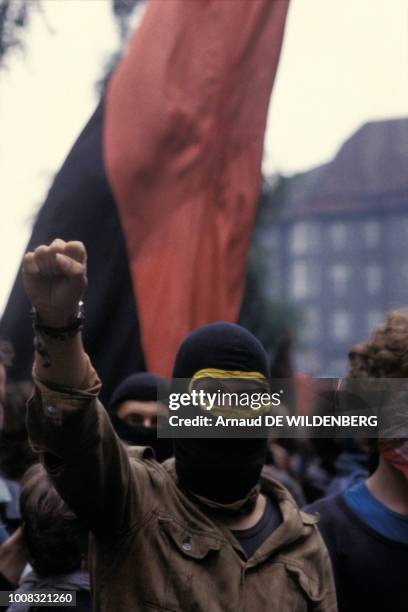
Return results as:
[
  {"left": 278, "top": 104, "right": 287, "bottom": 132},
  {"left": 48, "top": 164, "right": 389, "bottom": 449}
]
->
[{"left": 23, "top": 239, "right": 87, "bottom": 328}]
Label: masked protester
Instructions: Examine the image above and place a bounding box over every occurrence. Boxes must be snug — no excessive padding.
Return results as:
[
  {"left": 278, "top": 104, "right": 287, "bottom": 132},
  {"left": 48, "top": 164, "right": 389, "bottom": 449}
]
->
[
  {"left": 22, "top": 240, "right": 337, "bottom": 612},
  {"left": 108, "top": 372, "right": 173, "bottom": 462},
  {"left": 171, "top": 323, "right": 271, "bottom": 513},
  {"left": 305, "top": 309, "right": 408, "bottom": 612}
]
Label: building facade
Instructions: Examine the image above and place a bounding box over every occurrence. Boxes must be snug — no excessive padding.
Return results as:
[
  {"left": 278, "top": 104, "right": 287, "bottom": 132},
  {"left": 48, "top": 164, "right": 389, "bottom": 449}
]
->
[{"left": 262, "top": 118, "right": 408, "bottom": 376}]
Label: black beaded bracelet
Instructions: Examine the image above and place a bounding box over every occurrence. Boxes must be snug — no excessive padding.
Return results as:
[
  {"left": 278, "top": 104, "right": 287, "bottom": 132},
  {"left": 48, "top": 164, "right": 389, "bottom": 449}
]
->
[
  {"left": 30, "top": 302, "right": 84, "bottom": 367},
  {"left": 30, "top": 302, "right": 85, "bottom": 340}
]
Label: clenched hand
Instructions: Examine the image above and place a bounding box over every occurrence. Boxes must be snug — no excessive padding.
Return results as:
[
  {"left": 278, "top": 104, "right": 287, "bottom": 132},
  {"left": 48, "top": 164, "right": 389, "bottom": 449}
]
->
[{"left": 23, "top": 239, "right": 87, "bottom": 328}]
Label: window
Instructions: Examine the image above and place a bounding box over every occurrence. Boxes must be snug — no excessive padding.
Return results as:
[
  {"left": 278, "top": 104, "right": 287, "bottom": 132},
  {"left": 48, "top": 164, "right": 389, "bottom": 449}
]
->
[
  {"left": 300, "top": 306, "right": 321, "bottom": 342},
  {"left": 331, "top": 311, "right": 351, "bottom": 341},
  {"left": 366, "top": 265, "right": 382, "bottom": 294},
  {"left": 330, "top": 264, "right": 350, "bottom": 297},
  {"left": 329, "top": 223, "right": 347, "bottom": 250},
  {"left": 290, "top": 222, "right": 318, "bottom": 256},
  {"left": 364, "top": 221, "right": 380, "bottom": 248},
  {"left": 290, "top": 261, "right": 320, "bottom": 300}
]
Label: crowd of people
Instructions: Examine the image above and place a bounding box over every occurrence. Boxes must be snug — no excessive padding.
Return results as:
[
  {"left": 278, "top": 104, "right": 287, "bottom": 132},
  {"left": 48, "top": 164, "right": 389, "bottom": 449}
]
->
[{"left": 0, "top": 238, "right": 406, "bottom": 611}]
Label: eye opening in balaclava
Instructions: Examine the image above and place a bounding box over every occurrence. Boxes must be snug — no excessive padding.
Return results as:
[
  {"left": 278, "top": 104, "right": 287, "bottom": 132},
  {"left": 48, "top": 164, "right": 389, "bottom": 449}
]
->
[{"left": 172, "top": 322, "right": 270, "bottom": 506}]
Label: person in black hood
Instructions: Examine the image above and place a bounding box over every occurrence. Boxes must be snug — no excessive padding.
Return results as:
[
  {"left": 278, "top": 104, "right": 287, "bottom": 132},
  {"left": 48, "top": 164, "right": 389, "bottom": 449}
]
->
[
  {"left": 108, "top": 372, "right": 173, "bottom": 463},
  {"left": 172, "top": 322, "right": 271, "bottom": 509}
]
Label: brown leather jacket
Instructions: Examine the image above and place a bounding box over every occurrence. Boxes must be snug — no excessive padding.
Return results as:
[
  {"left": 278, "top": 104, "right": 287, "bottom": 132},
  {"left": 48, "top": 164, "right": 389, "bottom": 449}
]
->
[{"left": 27, "top": 372, "right": 337, "bottom": 612}]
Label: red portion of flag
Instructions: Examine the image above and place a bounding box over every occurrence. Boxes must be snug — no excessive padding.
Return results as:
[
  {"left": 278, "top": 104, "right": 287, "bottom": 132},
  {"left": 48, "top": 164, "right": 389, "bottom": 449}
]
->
[{"left": 104, "top": 0, "right": 289, "bottom": 376}]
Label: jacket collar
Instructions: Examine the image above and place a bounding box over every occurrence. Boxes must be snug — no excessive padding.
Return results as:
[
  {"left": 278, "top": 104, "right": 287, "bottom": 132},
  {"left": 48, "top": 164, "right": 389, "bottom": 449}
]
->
[{"left": 162, "top": 457, "right": 318, "bottom": 564}]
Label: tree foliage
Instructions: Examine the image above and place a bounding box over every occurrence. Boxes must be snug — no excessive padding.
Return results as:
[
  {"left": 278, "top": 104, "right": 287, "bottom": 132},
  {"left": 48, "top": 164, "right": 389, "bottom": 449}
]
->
[
  {"left": 0, "top": 0, "right": 144, "bottom": 65},
  {"left": 112, "top": 0, "right": 144, "bottom": 44},
  {"left": 0, "top": 0, "right": 39, "bottom": 62}
]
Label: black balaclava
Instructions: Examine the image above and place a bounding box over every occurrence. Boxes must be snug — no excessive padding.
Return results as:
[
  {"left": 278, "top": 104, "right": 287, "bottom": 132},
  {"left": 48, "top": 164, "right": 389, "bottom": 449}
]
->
[
  {"left": 109, "top": 373, "right": 173, "bottom": 462},
  {"left": 172, "top": 322, "right": 269, "bottom": 506}
]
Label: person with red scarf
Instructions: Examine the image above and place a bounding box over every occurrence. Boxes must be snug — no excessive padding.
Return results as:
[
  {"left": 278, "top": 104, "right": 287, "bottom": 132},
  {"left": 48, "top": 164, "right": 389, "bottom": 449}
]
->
[{"left": 305, "top": 310, "right": 408, "bottom": 612}]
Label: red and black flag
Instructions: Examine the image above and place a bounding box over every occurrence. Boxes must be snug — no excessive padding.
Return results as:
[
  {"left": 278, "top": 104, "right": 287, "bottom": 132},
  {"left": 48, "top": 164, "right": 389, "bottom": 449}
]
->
[{"left": 0, "top": 0, "right": 289, "bottom": 403}]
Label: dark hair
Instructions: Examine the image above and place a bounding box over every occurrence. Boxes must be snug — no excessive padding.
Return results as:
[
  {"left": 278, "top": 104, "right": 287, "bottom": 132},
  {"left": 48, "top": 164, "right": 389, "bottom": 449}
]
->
[
  {"left": 0, "top": 340, "right": 14, "bottom": 367},
  {"left": 20, "top": 464, "right": 88, "bottom": 577},
  {"left": 0, "top": 381, "right": 36, "bottom": 481}
]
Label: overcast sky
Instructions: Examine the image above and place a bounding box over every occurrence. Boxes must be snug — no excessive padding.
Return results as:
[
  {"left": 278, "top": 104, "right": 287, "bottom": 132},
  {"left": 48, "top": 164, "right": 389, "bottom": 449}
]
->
[{"left": 1, "top": 0, "right": 407, "bottom": 315}]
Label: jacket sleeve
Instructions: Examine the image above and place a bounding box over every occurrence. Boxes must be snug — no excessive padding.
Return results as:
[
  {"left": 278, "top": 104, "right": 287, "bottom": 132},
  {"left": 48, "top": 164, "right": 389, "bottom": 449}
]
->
[
  {"left": 312, "top": 531, "right": 338, "bottom": 612},
  {"left": 26, "top": 362, "right": 157, "bottom": 541}
]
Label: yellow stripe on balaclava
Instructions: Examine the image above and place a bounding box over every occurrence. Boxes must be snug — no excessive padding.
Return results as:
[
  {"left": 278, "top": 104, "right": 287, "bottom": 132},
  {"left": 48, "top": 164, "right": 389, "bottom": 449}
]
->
[{"left": 188, "top": 368, "right": 272, "bottom": 419}]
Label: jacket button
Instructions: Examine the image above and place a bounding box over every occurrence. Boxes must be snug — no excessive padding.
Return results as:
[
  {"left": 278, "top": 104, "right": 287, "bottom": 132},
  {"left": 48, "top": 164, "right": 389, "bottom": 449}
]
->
[
  {"left": 182, "top": 539, "right": 192, "bottom": 552},
  {"left": 47, "top": 405, "right": 57, "bottom": 414}
]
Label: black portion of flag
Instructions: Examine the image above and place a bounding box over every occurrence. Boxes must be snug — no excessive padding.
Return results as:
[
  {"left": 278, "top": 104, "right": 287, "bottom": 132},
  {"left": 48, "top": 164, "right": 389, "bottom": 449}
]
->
[{"left": 0, "top": 101, "right": 145, "bottom": 405}]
